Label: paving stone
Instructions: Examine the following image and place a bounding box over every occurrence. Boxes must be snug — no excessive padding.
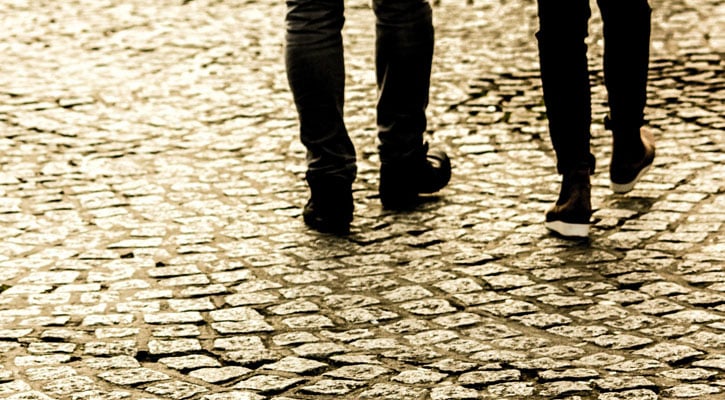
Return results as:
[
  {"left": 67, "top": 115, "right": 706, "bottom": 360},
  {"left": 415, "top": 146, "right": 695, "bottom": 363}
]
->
[
  {"left": 359, "top": 383, "right": 427, "bottom": 400},
  {"left": 145, "top": 380, "right": 209, "bottom": 400},
  {"left": 189, "top": 366, "right": 252, "bottom": 384},
  {"left": 233, "top": 375, "right": 305, "bottom": 394},
  {"left": 299, "top": 379, "right": 365, "bottom": 395},
  {"left": 634, "top": 343, "right": 704, "bottom": 363},
  {"left": 158, "top": 355, "right": 221, "bottom": 370},
  {"left": 98, "top": 368, "right": 170, "bottom": 385},
  {"left": 430, "top": 385, "right": 479, "bottom": 400},
  {"left": 660, "top": 383, "right": 721, "bottom": 398},
  {"left": 324, "top": 364, "right": 390, "bottom": 381},
  {"left": 458, "top": 369, "right": 521, "bottom": 386}
]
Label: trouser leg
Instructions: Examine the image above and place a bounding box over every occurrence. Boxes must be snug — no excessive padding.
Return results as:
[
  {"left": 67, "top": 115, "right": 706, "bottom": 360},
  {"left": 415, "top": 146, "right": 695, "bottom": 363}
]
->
[
  {"left": 536, "top": 0, "right": 595, "bottom": 174},
  {"left": 285, "top": 0, "right": 356, "bottom": 182},
  {"left": 598, "top": 0, "right": 651, "bottom": 154},
  {"left": 373, "top": 0, "right": 434, "bottom": 161}
]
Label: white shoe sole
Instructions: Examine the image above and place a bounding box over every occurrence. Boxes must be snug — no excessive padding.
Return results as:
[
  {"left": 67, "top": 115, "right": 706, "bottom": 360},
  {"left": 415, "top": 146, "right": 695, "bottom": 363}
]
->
[
  {"left": 611, "top": 164, "right": 652, "bottom": 194},
  {"left": 546, "top": 220, "right": 589, "bottom": 238}
]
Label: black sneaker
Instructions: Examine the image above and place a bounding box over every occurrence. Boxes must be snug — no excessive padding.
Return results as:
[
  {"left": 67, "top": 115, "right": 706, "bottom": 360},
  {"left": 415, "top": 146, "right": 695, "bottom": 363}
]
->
[
  {"left": 379, "top": 143, "right": 451, "bottom": 210},
  {"left": 545, "top": 168, "right": 592, "bottom": 238},
  {"left": 303, "top": 177, "right": 353, "bottom": 235},
  {"left": 610, "top": 127, "right": 655, "bottom": 194}
]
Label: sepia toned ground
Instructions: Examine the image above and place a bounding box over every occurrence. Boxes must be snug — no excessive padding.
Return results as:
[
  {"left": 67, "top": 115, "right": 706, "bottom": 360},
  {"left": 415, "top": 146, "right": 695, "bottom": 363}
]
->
[{"left": 0, "top": 0, "right": 723, "bottom": 399}]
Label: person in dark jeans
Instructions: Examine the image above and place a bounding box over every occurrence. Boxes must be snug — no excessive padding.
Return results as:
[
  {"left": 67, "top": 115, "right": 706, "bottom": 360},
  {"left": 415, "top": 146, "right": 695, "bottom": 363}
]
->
[
  {"left": 285, "top": 0, "right": 451, "bottom": 235},
  {"left": 536, "top": 0, "right": 656, "bottom": 238}
]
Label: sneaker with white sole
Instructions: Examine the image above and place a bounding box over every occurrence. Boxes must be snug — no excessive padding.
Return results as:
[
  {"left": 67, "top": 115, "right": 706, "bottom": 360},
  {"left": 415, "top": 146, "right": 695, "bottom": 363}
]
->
[
  {"left": 610, "top": 126, "right": 655, "bottom": 194},
  {"left": 545, "top": 168, "right": 592, "bottom": 239}
]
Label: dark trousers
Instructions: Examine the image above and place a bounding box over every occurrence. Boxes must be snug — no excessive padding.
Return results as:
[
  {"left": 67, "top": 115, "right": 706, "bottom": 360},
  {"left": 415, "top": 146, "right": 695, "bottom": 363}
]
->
[
  {"left": 536, "top": 0, "right": 651, "bottom": 175},
  {"left": 285, "top": 0, "right": 434, "bottom": 183}
]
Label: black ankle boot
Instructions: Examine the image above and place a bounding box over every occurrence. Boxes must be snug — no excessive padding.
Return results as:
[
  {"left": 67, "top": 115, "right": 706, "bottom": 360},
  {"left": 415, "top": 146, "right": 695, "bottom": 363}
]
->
[
  {"left": 303, "top": 177, "right": 353, "bottom": 235},
  {"left": 379, "top": 143, "right": 451, "bottom": 210}
]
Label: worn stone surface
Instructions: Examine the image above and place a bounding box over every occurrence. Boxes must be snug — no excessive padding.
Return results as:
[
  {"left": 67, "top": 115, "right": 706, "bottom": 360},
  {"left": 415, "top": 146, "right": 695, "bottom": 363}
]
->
[{"left": 0, "top": 0, "right": 722, "bottom": 399}]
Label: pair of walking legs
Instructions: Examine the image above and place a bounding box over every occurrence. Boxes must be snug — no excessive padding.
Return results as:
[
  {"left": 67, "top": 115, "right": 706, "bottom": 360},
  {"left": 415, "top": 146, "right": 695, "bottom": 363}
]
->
[
  {"left": 285, "top": 0, "right": 451, "bottom": 234},
  {"left": 537, "top": 0, "right": 656, "bottom": 238}
]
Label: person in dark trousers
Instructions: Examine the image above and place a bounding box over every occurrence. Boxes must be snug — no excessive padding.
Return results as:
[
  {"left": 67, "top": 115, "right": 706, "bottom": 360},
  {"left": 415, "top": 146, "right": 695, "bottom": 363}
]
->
[
  {"left": 536, "top": 0, "right": 656, "bottom": 238},
  {"left": 285, "top": 0, "right": 451, "bottom": 235}
]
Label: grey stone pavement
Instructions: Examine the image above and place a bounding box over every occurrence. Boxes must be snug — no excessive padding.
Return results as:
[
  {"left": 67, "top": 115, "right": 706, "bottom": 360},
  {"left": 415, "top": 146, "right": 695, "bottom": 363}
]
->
[{"left": 0, "top": 0, "right": 723, "bottom": 399}]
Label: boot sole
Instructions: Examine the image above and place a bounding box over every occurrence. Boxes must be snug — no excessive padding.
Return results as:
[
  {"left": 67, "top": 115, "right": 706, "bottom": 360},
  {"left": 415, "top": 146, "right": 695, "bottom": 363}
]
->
[
  {"left": 611, "top": 163, "right": 652, "bottom": 194},
  {"left": 545, "top": 220, "right": 589, "bottom": 238}
]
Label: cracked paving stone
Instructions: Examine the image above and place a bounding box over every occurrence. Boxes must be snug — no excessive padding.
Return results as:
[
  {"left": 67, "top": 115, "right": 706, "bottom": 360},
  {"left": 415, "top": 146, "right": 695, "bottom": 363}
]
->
[
  {"left": 98, "top": 368, "right": 170, "bottom": 385},
  {"left": 145, "top": 380, "right": 209, "bottom": 400},
  {"left": 299, "top": 379, "right": 365, "bottom": 395},
  {"left": 661, "top": 384, "right": 721, "bottom": 398},
  {"left": 399, "top": 299, "right": 457, "bottom": 315},
  {"left": 324, "top": 364, "right": 390, "bottom": 380},
  {"left": 233, "top": 375, "right": 305, "bottom": 394},
  {"left": 359, "top": 383, "right": 427, "bottom": 399},
  {"left": 189, "top": 366, "right": 252, "bottom": 384},
  {"left": 458, "top": 369, "right": 521, "bottom": 387}
]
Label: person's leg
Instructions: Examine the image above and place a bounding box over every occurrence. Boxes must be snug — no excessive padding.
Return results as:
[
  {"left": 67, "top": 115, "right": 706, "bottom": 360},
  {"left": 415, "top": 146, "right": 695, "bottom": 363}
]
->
[
  {"left": 536, "top": 0, "right": 593, "bottom": 238},
  {"left": 373, "top": 0, "right": 451, "bottom": 209},
  {"left": 598, "top": 0, "right": 655, "bottom": 192},
  {"left": 285, "top": 0, "right": 355, "bottom": 233},
  {"left": 536, "top": 0, "right": 594, "bottom": 175}
]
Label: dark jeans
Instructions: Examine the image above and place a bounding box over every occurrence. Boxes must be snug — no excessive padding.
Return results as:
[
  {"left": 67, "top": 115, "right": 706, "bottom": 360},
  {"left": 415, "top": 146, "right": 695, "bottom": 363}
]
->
[
  {"left": 536, "top": 0, "right": 651, "bottom": 175},
  {"left": 285, "top": 0, "right": 434, "bottom": 183}
]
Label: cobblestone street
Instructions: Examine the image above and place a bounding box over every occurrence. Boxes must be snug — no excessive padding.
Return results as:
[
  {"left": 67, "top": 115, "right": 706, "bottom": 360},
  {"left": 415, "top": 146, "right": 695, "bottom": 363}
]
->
[{"left": 0, "top": 0, "right": 723, "bottom": 399}]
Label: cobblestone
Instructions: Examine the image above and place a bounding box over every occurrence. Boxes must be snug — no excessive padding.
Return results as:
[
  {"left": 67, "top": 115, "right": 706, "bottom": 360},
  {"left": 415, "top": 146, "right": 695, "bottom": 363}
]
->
[{"left": 0, "top": 0, "right": 723, "bottom": 399}]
